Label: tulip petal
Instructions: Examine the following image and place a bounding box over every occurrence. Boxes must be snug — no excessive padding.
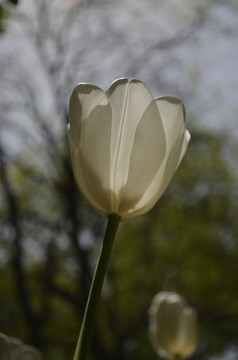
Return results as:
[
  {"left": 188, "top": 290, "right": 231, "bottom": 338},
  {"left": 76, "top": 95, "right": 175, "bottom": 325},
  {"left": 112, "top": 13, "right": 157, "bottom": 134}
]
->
[
  {"left": 123, "top": 98, "right": 189, "bottom": 219},
  {"left": 157, "top": 128, "right": 190, "bottom": 200},
  {"left": 107, "top": 78, "right": 164, "bottom": 212},
  {"left": 68, "top": 83, "right": 109, "bottom": 149},
  {"left": 179, "top": 308, "right": 198, "bottom": 357},
  {"left": 156, "top": 296, "right": 186, "bottom": 353},
  {"left": 68, "top": 84, "right": 113, "bottom": 214},
  {"left": 158, "top": 131, "right": 187, "bottom": 194},
  {"left": 155, "top": 96, "right": 186, "bottom": 155},
  {"left": 118, "top": 99, "right": 166, "bottom": 215}
]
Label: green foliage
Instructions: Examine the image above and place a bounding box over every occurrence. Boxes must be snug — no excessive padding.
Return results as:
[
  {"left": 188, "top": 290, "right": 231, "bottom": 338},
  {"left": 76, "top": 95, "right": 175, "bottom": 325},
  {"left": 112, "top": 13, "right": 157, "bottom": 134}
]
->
[
  {"left": 0, "top": 128, "right": 238, "bottom": 360},
  {"left": 103, "top": 130, "right": 238, "bottom": 359}
]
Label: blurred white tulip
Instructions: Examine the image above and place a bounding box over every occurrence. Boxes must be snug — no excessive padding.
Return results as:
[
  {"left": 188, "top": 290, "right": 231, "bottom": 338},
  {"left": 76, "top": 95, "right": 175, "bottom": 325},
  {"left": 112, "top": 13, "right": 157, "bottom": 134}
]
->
[
  {"left": 0, "top": 333, "right": 42, "bottom": 360},
  {"left": 148, "top": 292, "right": 198, "bottom": 360}
]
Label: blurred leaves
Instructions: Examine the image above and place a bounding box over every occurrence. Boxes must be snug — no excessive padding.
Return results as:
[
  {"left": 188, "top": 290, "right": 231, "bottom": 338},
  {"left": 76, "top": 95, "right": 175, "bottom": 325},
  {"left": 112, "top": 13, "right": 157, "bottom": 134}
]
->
[
  {"left": 104, "top": 130, "right": 238, "bottom": 359},
  {"left": 1, "top": 108, "right": 238, "bottom": 360}
]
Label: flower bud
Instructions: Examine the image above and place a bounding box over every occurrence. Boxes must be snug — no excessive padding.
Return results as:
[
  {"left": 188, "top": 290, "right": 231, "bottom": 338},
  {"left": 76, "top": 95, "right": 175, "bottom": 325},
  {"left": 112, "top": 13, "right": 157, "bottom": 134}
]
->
[
  {"left": 148, "top": 292, "right": 198, "bottom": 360},
  {"left": 68, "top": 78, "right": 190, "bottom": 220}
]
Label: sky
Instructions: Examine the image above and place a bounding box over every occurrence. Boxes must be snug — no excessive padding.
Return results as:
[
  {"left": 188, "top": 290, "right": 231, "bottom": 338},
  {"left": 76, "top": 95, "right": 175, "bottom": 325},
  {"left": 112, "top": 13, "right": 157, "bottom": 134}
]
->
[{"left": 1, "top": 0, "right": 238, "bottom": 142}]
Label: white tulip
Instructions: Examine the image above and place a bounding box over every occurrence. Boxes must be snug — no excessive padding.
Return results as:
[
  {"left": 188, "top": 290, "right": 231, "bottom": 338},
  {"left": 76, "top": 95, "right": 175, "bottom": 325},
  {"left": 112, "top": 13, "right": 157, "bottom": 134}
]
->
[
  {"left": 0, "top": 333, "right": 42, "bottom": 360},
  {"left": 0, "top": 333, "right": 9, "bottom": 360},
  {"left": 149, "top": 292, "right": 198, "bottom": 360},
  {"left": 68, "top": 78, "right": 190, "bottom": 220}
]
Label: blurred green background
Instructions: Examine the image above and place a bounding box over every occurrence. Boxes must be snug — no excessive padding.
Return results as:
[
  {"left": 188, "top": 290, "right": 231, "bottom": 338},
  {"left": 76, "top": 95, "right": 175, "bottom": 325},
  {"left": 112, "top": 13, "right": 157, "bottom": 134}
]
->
[{"left": 0, "top": 1, "right": 238, "bottom": 359}]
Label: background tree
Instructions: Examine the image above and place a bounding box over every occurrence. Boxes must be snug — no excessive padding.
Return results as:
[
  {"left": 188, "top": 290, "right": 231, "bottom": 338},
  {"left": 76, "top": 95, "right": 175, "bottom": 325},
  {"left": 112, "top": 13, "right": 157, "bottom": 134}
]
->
[{"left": 0, "top": 1, "right": 238, "bottom": 359}]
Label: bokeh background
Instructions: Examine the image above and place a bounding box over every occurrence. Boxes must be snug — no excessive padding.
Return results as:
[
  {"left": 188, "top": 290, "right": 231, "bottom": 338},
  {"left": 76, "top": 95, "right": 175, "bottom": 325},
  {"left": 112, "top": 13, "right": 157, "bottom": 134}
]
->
[{"left": 0, "top": 0, "right": 238, "bottom": 359}]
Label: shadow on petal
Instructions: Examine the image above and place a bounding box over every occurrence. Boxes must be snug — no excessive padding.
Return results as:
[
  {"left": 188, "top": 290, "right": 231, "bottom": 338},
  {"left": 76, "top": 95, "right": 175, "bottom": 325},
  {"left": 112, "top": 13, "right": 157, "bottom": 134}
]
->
[
  {"left": 118, "top": 100, "right": 166, "bottom": 216},
  {"left": 159, "top": 131, "right": 187, "bottom": 196}
]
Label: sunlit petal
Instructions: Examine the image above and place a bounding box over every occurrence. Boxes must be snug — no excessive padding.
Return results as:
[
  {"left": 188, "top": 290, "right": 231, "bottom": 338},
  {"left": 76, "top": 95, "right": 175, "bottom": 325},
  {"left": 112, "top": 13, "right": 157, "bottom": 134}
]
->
[{"left": 107, "top": 79, "right": 160, "bottom": 207}]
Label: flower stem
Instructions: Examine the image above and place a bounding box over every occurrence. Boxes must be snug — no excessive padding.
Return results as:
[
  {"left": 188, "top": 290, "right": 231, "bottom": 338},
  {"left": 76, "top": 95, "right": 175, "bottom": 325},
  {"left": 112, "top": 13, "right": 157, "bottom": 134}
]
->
[{"left": 73, "top": 213, "right": 121, "bottom": 360}]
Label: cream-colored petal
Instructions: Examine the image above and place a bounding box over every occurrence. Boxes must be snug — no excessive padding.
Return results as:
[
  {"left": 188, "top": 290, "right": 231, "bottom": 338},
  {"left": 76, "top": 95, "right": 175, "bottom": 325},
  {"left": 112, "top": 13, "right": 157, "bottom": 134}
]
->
[
  {"left": 157, "top": 128, "right": 190, "bottom": 199},
  {"left": 70, "top": 149, "right": 110, "bottom": 215},
  {"left": 68, "top": 83, "right": 109, "bottom": 150},
  {"left": 118, "top": 99, "right": 166, "bottom": 215},
  {"left": 158, "top": 132, "right": 187, "bottom": 194},
  {"left": 178, "top": 308, "right": 198, "bottom": 357},
  {"left": 120, "top": 162, "right": 167, "bottom": 219},
  {"left": 169, "top": 307, "right": 197, "bottom": 358},
  {"left": 165, "top": 308, "right": 197, "bottom": 359},
  {"left": 121, "top": 98, "right": 188, "bottom": 219},
  {"left": 107, "top": 78, "right": 159, "bottom": 211},
  {"left": 123, "top": 128, "right": 190, "bottom": 220},
  {"left": 68, "top": 84, "right": 113, "bottom": 215},
  {"left": 156, "top": 298, "right": 186, "bottom": 353},
  {"left": 155, "top": 96, "right": 186, "bottom": 154}
]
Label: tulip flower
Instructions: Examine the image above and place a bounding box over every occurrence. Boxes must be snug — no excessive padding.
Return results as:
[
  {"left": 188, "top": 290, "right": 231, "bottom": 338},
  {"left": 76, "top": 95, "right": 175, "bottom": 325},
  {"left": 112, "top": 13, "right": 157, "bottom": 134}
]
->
[
  {"left": 68, "top": 79, "right": 191, "bottom": 360},
  {"left": 67, "top": 78, "right": 190, "bottom": 220},
  {"left": 0, "top": 333, "right": 42, "bottom": 360},
  {"left": 148, "top": 292, "right": 198, "bottom": 360}
]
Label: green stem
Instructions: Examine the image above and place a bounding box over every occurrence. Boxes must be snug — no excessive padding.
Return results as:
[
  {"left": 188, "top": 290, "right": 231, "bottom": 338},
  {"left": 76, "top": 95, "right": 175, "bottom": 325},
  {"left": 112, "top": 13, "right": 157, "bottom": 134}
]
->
[{"left": 73, "top": 213, "right": 121, "bottom": 360}]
